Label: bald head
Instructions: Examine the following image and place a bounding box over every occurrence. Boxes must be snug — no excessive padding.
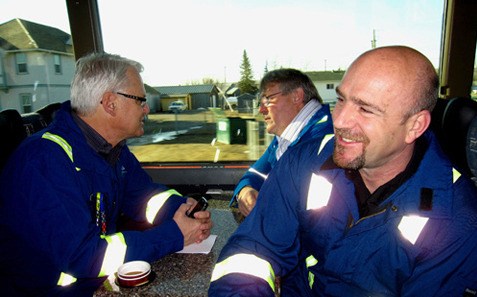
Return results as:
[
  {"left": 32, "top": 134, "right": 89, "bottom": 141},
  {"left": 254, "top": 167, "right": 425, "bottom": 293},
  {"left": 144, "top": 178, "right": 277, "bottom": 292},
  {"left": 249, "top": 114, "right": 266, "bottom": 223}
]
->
[
  {"left": 333, "top": 46, "right": 439, "bottom": 189},
  {"left": 347, "top": 46, "right": 439, "bottom": 118}
]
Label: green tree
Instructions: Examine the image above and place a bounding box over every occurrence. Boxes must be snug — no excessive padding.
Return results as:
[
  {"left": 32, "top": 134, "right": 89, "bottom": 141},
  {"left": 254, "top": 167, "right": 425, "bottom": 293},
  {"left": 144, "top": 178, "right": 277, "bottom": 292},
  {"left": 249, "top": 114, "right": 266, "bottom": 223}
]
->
[{"left": 237, "top": 50, "right": 258, "bottom": 94}]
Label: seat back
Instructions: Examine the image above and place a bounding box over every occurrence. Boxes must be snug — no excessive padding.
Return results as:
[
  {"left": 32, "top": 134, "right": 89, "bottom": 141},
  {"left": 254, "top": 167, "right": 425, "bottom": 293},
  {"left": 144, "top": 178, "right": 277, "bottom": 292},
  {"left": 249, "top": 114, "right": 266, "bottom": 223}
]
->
[
  {"left": 430, "top": 97, "right": 477, "bottom": 180},
  {"left": 0, "top": 109, "right": 27, "bottom": 170},
  {"left": 0, "top": 103, "right": 62, "bottom": 173}
]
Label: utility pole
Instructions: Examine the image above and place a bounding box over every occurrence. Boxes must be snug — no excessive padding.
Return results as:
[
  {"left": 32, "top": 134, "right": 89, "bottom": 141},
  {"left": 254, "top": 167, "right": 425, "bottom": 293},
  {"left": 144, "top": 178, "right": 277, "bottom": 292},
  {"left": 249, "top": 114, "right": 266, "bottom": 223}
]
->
[{"left": 371, "top": 29, "right": 377, "bottom": 48}]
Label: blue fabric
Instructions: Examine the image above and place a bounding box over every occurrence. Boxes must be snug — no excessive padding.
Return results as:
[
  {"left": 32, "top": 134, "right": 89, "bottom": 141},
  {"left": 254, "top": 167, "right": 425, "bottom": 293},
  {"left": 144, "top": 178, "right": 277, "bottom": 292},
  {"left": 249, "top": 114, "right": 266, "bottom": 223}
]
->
[
  {"left": 0, "top": 101, "right": 187, "bottom": 296},
  {"left": 210, "top": 132, "right": 477, "bottom": 296},
  {"left": 230, "top": 104, "right": 333, "bottom": 206}
]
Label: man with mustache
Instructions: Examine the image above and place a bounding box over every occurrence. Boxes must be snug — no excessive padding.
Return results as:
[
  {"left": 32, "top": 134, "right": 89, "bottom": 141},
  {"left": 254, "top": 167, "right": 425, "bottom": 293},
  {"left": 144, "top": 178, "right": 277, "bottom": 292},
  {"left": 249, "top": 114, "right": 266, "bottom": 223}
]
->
[
  {"left": 0, "top": 52, "right": 212, "bottom": 296},
  {"left": 231, "top": 68, "right": 333, "bottom": 217},
  {"left": 209, "top": 46, "right": 477, "bottom": 296}
]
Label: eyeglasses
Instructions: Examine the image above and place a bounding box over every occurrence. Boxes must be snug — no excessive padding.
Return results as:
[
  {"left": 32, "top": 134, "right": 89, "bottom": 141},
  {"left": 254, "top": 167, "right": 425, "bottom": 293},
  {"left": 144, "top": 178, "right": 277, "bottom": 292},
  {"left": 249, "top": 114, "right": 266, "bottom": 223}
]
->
[
  {"left": 258, "top": 91, "right": 282, "bottom": 107},
  {"left": 116, "top": 92, "right": 147, "bottom": 108}
]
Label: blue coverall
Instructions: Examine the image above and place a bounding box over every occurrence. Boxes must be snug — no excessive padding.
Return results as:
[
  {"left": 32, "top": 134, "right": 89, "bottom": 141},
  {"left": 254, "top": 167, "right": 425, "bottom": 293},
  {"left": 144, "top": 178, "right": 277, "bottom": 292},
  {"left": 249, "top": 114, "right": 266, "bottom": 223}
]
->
[
  {"left": 210, "top": 132, "right": 477, "bottom": 296},
  {"left": 230, "top": 104, "right": 333, "bottom": 206},
  {"left": 0, "top": 101, "right": 187, "bottom": 296}
]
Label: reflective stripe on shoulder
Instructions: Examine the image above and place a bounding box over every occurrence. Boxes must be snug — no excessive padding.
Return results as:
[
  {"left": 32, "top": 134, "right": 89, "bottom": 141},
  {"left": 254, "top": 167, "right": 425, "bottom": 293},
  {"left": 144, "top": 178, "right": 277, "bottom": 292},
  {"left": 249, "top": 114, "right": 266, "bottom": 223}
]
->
[
  {"left": 42, "top": 132, "right": 80, "bottom": 171},
  {"left": 211, "top": 253, "right": 276, "bottom": 292},
  {"left": 57, "top": 272, "right": 77, "bottom": 286},
  {"left": 316, "top": 114, "right": 329, "bottom": 124},
  {"left": 146, "top": 189, "right": 182, "bottom": 224},
  {"left": 307, "top": 173, "right": 332, "bottom": 210},
  {"left": 42, "top": 132, "right": 74, "bottom": 163},
  {"left": 453, "top": 167, "right": 461, "bottom": 183},
  {"left": 317, "top": 134, "right": 334, "bottom": 155},
  {"left": 398, "top": 215, "right": 429, "bottom": 245},
  {"left": 99, "top": 233, "right": 127, "bottom": 277}
]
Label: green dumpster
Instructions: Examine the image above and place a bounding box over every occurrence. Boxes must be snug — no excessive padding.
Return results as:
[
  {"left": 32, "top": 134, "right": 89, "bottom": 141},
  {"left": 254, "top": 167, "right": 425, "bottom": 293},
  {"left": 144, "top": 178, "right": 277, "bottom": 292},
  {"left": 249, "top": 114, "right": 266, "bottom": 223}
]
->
[{"left": 216, "top": 117, "right": 248, "bottom": 144}]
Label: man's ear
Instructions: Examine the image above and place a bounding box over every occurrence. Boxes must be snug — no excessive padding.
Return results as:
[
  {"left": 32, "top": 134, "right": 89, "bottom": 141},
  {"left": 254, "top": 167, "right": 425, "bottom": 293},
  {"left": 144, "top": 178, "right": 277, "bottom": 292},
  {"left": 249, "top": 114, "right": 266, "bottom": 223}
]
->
[
  {"left": 293, "top": 87, "right": 305, "bottom": 105},
  {"left": 405, "top": 110, "right": 431, "bottom": 144},
  {"left": 101, "top": 92, "right": 117, "bottom": 116}
]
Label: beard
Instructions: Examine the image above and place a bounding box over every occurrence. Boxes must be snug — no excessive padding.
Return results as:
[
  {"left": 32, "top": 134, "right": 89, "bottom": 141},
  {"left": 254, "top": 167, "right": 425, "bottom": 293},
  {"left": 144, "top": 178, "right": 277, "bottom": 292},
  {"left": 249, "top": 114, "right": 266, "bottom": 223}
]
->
[{"left": 332, "top": 128, "right": 368, "bottom": 170}]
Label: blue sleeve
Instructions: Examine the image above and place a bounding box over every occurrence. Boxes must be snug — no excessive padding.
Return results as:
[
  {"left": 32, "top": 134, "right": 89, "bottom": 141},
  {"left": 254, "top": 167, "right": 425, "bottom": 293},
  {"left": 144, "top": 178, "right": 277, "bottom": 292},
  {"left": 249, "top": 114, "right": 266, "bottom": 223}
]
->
[
  {"left": 0, "top": 144, "right": 110, "bottom": 277},
  {"left": 209, "top": 273, "right": 276, "bottom": 297},
  {"left": 230, "top": 138, "right": 277, "bottom": 206},
  {"left": 118, "top": 149, "right": 187, "bottom": 259},
  {"left": 122, "top": 220, "right": 184, "bottom": 262},
  {"left": 402, "top": 179, "right": 477, "bottom": 296},
  {"left": 211, "top": 139, "right": 331, "bottom": 296},
  {"left": 0, "top": 140, "right": 187, "bottom": 281},
  {"left": 120, "top": 148, "right": 187, "bottom": 223}
]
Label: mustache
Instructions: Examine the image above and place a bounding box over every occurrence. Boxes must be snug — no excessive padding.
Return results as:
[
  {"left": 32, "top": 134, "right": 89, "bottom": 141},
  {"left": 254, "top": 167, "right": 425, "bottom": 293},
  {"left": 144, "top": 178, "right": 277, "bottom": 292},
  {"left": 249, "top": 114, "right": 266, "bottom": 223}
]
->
[{"left": 334, "top": 128, "right": 369, "bottom": 143}]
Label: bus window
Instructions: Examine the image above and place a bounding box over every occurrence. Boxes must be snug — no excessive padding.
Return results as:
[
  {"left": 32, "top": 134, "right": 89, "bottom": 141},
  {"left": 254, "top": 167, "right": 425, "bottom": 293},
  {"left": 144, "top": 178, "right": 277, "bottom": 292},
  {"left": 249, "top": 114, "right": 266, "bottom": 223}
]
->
[
  {"left": 0, "top": 0, "right": 448, "bottom": 166},
  {"left": 96, "top": 0, "right": 445, "bottom": 164}
]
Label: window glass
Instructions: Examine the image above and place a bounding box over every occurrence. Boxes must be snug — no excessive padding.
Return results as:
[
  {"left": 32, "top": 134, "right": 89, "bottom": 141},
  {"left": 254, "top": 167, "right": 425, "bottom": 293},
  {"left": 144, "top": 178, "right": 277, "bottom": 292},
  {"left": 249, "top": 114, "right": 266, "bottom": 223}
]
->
[
  {"left": 472, "top": 42, "right": 477, "bottom": 100},
  {"left": 0, "top": 0, "right": 72, "bottom": 113},
  {"left": 21, "top": 93, "right": 32, "bottom": 113},
  {"left": 54, "top": 54, "right": 62, "bottom": 74},
  {"left": 16, "top": 53, "right": 27, "bottom": 74},
  {"left": 1, "top": 0, "right": 445, "bottom": 164},
  {"left": 97, "top": 0, "right": 444, "bottom": 163}
]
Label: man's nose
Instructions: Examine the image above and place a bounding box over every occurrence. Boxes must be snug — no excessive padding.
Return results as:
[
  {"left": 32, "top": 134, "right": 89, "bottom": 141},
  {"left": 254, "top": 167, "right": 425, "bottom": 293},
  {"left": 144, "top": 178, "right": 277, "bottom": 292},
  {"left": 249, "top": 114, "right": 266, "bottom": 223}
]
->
[
  {"left": 258, "top": 103, "right": 268, "bottom": 114},
  {"left": 332, "top": 104, "right": 355, "bottom": 128},
  {"left": 143, "top": 103, "right": 150, "bottom": 115}
]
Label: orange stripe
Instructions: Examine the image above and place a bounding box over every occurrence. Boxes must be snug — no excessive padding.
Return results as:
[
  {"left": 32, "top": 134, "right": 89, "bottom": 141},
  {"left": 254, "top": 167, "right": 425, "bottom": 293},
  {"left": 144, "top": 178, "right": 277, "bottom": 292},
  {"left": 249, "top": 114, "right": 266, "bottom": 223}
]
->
[{"left": 142, "top": 165, "right": 250, "bottom": 170}]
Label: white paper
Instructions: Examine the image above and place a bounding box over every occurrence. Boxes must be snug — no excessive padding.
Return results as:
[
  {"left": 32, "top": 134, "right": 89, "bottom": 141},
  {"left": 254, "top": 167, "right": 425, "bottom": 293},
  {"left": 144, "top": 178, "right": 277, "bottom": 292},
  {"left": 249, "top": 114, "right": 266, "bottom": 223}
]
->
[{"left": 177, "top": 234, "right": 217, "bottom": 254}]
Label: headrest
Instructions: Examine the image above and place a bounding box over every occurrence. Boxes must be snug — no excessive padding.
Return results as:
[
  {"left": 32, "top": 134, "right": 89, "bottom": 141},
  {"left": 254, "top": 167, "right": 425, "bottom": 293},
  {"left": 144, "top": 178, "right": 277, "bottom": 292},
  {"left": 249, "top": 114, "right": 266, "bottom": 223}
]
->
[
  {"left": 466, "top": 117, "right": 477, "bottom": 178},
  {"left": 431, "top": 97, "right": 477, "bottom": 177},
  {"left": 22, "top": 102, "right": 62, "bottom": 136},
  {"left": 0, "top": 109, "right": 26, "bottom": 170},
  {"left": 0, "top": 103, "right": 62, "bottom": 172}
]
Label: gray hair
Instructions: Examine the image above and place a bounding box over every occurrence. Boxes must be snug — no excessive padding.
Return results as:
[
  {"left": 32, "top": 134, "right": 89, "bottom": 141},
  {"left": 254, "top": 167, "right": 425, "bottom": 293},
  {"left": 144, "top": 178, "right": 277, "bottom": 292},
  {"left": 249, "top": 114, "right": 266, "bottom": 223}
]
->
[
  {"left": 70, "top": 52, "right": 143, "bottom": 116},
  {"left": 260, "top": 68, "right": 323, "bottom": 104}
]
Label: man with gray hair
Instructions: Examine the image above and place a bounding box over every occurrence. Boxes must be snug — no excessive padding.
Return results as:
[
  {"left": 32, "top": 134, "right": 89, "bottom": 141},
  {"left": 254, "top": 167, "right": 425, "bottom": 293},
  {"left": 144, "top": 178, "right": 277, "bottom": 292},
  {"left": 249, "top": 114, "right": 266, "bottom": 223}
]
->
[{"left": 0, "top": 52, "right": 212, "bottom": 296}]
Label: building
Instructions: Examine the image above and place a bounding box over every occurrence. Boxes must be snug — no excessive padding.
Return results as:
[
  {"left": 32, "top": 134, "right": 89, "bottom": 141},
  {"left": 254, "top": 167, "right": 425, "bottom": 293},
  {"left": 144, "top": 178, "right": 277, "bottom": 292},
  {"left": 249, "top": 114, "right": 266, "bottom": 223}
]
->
[
  {"left": 155, "top": 84, "right": 221, "bottom": 112},
  {"left": 144, "top": 84, "right": 160, "bottom": 112},
  {"left": 0, "top": 18, "right": 75, "bottom": 113},
  {"left": 306, "top": 70, "right": 345, "bottom": 108}
]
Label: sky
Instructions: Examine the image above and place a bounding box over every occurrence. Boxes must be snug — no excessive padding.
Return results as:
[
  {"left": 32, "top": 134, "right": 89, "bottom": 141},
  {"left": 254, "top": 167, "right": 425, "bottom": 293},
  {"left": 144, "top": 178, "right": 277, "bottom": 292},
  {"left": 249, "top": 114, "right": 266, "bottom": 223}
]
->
[{"left": 1, "top": 0, "right": 444, "bottom": 87}]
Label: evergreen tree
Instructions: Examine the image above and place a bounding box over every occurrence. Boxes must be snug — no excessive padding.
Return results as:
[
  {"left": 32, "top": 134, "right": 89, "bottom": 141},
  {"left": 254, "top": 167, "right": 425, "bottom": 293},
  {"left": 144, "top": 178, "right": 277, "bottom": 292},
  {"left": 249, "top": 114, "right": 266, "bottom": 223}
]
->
[{"left": 237, "top": 50, "right": 258, "bottom": 94}]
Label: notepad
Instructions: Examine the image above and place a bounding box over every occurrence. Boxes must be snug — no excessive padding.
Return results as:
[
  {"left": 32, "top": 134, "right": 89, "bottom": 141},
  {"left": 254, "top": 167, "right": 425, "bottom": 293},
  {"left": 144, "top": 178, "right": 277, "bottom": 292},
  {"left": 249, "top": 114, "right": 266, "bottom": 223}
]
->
[{"left": 177, "top": 234, "right": 217, "bottom": 254}]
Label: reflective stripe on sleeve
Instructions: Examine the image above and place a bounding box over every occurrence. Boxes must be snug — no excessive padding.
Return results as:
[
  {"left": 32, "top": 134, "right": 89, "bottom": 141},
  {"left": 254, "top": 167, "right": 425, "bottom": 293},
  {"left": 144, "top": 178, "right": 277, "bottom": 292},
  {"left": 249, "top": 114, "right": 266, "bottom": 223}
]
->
[
  {"left": 146, "top": 189, "right": 182, "bottom": 224},
  {"left": 57, "top": 272, "right": 77, "bottom": 286},
  {"left": 248, "top": 167, "right": 268, "bottom": 180},
  {"left": 398, "top": 215, "right": 429, "bottom": 245},
  {"left": 307, "top": 173, "right": 332, "bottom": 210},
  {"left": 210, "top": 253, "right": 276, "bottom": 292},
  {"left": 98, "top": 233, "right": 127, "bottom": 277}
]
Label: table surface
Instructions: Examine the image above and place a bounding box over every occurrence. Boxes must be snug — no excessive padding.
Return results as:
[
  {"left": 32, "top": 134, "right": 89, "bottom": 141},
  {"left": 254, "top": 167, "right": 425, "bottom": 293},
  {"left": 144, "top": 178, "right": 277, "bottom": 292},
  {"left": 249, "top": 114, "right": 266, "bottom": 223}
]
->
[{"left": 94, "top": 207, "right": 242, "bottom": 296}]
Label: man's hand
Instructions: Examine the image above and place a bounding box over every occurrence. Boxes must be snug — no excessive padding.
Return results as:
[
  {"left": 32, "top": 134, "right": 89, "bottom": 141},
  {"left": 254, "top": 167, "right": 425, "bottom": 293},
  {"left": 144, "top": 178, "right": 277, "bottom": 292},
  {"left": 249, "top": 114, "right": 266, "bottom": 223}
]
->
[
  {"left": 173, "top": 203, "right": 213, "bottom": 246},
  {"left": 237, "top": 186, "right": 259, "bottom": 217}
]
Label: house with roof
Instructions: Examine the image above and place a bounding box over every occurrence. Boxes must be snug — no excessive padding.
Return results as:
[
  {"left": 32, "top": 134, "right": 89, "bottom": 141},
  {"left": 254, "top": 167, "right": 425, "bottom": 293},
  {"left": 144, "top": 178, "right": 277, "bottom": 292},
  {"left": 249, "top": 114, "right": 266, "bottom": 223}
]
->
[
  {"left": 144, "top": 84, "right": 160, "bottom": 112},
  {"left": 154, "top": 84, "right": 221, "bottom": 112},
  {"left": 306, "top": 70, "right": 345, "bottom": 108},
  {"left": 0, "top": 18, "right": 75, "bottom": 113}
]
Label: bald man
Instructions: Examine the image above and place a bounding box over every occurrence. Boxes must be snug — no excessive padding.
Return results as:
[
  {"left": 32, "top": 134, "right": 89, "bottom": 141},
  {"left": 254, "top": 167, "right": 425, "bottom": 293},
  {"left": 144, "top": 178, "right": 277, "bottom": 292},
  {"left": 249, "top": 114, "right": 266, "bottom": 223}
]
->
[{"left": 209, "top": 46, "right": 477, "bottom": 296}]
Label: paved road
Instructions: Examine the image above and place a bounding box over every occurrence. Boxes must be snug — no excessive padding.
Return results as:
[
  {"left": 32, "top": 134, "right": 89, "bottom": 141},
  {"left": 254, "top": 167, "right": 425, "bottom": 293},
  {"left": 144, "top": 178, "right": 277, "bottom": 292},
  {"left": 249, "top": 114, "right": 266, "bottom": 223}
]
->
[{"left": 129, "top": 110, "right": 267, "bottom": 163}]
